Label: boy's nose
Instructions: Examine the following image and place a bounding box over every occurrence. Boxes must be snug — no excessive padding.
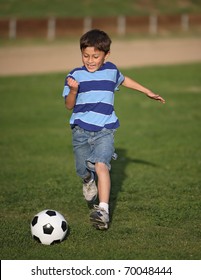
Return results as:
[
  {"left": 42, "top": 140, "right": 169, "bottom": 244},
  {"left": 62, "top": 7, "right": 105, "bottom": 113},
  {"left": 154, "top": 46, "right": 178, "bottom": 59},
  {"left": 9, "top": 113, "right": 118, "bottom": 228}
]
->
[{"left": 88, "top": 57, "right": 94, "bottom": 63}]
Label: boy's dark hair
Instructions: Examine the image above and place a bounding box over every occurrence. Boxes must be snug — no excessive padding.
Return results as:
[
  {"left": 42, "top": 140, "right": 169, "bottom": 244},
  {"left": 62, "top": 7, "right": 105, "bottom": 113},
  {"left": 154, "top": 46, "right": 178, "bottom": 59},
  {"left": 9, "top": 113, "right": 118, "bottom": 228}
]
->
[{"left": 80, "top": 29, "right": 111, "bottom": 54}]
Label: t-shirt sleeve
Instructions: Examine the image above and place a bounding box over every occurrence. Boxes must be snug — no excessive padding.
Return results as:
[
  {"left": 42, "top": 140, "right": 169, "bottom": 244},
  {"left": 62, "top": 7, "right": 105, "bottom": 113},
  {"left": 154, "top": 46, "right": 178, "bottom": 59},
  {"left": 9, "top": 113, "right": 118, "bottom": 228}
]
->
[
  {"left": 115, "top": 69, "right": 125, "bottom": 91},
  {"left": 62, "top": 74, "right": 74, "bottom": 97}
]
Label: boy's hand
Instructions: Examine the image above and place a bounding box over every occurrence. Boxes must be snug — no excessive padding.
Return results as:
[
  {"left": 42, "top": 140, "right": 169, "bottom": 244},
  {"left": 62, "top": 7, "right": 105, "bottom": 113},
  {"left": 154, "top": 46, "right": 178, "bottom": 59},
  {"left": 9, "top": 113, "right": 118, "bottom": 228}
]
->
[
  {"left": 67, "top": 77, "right": 79, "bottom": 94},
  {"left": 147, "top": 91, "right": 165, "bottom": 104}
]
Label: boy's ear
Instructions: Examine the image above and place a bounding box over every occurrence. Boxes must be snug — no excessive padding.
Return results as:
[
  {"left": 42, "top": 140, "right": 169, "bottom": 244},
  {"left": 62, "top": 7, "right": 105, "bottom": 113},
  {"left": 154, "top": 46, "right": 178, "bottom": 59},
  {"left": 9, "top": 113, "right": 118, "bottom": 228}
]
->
[{"left": 105, "top": 51, "right": 110, "bottom": 60}]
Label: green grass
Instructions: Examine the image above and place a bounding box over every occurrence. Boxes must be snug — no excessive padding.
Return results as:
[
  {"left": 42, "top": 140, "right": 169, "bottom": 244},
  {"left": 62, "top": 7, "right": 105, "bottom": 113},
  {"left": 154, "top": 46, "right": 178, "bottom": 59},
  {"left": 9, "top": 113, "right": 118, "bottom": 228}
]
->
[
  {"left": 0, "top": 63, "right": 201, "bottom": 260},
  {"left": 0, "top": 0, "right": 201, "bottom": 18}
]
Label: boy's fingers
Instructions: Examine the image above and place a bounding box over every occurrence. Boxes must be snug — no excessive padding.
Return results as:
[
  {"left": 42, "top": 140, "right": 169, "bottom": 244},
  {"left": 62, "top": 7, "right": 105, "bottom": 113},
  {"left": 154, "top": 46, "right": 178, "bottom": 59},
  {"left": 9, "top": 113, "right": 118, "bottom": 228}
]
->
[{"left": 154, "top": 95, "right": 165, "bottom": 103}]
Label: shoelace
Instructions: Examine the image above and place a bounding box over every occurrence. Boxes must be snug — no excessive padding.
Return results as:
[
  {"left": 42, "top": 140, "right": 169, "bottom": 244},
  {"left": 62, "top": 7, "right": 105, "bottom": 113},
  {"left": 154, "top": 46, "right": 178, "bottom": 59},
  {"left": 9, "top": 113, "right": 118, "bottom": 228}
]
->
[{"left": 85, "top": 180, "right": 94, "bottom": 189}]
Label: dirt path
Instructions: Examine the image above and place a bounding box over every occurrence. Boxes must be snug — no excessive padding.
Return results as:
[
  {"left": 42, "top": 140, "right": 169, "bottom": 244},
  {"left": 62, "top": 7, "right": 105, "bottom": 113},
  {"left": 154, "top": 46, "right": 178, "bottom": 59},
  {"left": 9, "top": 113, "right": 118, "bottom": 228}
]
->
[{"left": 0, "top": 37, "right": 201, "bottom": 76}]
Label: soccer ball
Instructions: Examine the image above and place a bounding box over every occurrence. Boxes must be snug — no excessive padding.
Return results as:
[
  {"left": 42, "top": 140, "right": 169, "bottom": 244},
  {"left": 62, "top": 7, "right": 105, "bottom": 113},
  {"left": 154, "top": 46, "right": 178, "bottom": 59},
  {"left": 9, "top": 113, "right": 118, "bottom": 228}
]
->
[{"left": 30, "top": 209, "right": 68, "bottom": 245}]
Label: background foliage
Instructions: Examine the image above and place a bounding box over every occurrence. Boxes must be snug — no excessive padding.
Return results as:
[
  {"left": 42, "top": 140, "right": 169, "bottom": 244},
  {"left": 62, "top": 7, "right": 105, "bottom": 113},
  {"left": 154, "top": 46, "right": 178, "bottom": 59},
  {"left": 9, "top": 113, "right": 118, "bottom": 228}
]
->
[{"left": 0, "top": 0, "right": 201, "bottom": 18}]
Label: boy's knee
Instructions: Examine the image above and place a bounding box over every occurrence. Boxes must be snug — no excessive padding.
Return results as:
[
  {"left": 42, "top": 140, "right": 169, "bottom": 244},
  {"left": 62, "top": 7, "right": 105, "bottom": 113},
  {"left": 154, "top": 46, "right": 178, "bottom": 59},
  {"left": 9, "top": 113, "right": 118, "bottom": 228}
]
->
[{"left": 95, "top": 162, "right": 109, "bottom": 173}]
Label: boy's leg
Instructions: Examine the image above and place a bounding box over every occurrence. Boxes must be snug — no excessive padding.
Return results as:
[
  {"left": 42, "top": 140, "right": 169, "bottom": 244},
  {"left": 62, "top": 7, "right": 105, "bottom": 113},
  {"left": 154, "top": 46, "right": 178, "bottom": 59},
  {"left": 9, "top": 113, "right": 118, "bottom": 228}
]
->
[
  {"left": 88, "top": 129, "right": 115, "bottom": 230},
  {"left": 72, "top": 126, "right": 97, "bottom": 202},
  {"left": 95, "top": 162, "right": 110, "bottom": 206},
  {"left": 89, "top": 162, "right": 110, "bottom": 229}
]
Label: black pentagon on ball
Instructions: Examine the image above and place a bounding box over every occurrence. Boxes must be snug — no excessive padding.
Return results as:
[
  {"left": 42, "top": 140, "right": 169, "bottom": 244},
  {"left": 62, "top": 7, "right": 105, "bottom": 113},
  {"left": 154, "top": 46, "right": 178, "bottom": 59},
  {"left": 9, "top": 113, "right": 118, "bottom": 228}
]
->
[
  {"left": 61, "top": 221, "right": 67, "bottom": 232},
  {"left": 50, "top": 239, "right": 61, "bottom": 245},
  {"left": 33, "top": 235, "right": 42, "bottom": 243},
  {"left": 46, "top": 210, "right": 56, "bottom": 216},
  {"left": 43, "top": 223, "right": 54, "bottom": 234},
  {"left": 31, "top": 216, "right": 38, "bottom": 226}
]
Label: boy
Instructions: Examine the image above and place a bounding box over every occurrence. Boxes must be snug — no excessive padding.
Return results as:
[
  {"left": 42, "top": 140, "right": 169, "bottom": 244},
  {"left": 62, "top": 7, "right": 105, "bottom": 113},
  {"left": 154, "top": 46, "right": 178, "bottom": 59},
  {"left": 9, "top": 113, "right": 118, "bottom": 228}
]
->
[{"left": 62, "top": 29, "right": 165, "bottom": 230}]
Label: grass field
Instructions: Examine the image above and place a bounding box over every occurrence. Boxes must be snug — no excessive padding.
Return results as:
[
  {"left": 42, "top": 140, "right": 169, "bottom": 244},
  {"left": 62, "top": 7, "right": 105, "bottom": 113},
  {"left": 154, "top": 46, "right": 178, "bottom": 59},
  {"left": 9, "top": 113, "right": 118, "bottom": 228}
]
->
[
  {"left": 0, "top": 0, "right": 201, "bottom": 18},
  {"left": 0, "top": 63, "right": 201, "bottom": 260}
]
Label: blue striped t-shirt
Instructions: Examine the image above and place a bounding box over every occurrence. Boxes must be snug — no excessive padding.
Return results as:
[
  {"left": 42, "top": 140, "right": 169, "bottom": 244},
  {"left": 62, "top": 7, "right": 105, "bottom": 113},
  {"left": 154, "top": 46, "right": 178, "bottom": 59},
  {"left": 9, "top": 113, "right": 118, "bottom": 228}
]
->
[{"left": 62, "top": 61, "right": 125, "bottom": 131}]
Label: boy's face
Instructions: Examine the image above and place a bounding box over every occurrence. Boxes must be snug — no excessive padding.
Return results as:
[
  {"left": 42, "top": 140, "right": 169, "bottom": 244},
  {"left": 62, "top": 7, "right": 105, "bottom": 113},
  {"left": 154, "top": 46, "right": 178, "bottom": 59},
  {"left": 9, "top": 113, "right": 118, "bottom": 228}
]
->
[{"left": 81, "top": 47, "right": 110, "bottom": 72}]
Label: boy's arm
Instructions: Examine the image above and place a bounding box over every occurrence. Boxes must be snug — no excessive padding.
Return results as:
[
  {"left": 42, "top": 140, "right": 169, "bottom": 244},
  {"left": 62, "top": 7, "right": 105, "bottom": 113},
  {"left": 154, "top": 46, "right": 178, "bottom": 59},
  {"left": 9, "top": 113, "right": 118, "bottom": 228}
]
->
[
  {"left": 65, "top": 77, "right": 79, "bottom": 110},
  {"left": 122, "top": 76, "right": 165, "bottom": 104}
]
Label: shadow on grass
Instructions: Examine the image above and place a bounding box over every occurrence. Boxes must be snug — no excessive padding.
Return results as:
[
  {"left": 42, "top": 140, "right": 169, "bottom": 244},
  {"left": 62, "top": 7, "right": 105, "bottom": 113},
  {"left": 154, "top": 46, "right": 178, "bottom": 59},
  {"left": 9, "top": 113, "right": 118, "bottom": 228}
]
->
[{"left": 110, "top": 148, "right": 158, "bottom": 223}]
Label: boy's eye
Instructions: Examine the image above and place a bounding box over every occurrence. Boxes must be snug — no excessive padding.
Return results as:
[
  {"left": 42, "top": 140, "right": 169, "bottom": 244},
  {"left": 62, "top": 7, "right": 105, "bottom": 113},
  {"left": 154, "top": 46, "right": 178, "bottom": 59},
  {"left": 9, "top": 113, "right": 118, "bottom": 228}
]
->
[{"left": 83, "top": 54, "right": 99, "bottom": 59}]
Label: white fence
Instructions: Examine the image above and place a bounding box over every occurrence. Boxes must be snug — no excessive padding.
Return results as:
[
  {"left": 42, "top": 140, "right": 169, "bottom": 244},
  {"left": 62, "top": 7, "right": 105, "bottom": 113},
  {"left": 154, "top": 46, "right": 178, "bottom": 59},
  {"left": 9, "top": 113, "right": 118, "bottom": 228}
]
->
[{"left": 0, "top": 14, "right": 200, "bottom": 40}]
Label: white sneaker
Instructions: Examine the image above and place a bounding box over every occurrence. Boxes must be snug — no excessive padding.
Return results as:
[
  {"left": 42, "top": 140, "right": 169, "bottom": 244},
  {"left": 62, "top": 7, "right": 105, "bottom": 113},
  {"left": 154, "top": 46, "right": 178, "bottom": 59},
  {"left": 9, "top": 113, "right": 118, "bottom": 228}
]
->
[
  {"left": 83, "top": 179, "right": 97, "bottom": 202},
  {"left": 90, "top": 205, "right": 109, "bottom": 230}
]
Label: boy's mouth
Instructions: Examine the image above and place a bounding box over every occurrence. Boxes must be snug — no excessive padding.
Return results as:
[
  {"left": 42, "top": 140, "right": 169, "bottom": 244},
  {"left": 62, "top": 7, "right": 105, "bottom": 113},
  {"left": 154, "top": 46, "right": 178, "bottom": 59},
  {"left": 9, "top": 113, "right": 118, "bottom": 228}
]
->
[{"left": 86, "top": 64, "right": 96, "bottom": 71}]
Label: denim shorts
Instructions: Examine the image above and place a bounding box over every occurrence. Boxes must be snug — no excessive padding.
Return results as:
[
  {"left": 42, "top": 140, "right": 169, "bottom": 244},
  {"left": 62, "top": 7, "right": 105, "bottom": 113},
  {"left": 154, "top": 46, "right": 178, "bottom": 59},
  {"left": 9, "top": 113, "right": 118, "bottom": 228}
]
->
[{"left": 71, "top": 126, "right": 116, "bottom": 179}]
